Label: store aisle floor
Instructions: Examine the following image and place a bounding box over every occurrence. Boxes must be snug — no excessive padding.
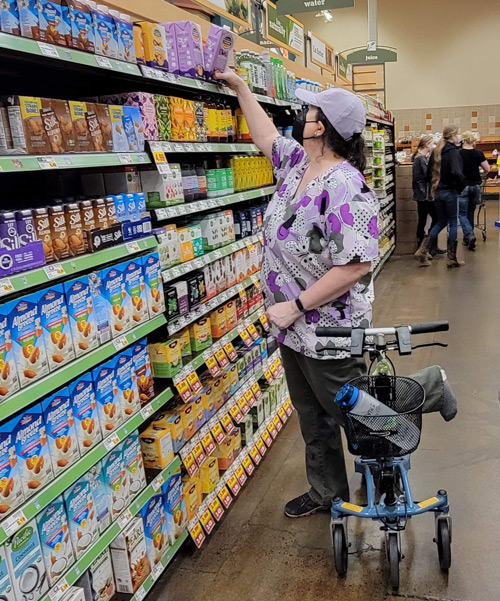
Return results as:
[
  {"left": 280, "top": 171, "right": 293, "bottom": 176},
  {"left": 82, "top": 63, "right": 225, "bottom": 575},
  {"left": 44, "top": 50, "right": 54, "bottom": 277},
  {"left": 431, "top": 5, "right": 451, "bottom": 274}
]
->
[{"left": 160, "top": 226, "right": 500, "bottom": 601}]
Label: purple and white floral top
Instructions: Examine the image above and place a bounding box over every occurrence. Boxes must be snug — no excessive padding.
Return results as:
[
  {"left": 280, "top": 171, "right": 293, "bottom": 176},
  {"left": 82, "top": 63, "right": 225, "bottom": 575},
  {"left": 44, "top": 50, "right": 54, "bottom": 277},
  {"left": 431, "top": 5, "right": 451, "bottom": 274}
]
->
[{"left": 261, "top": 136, "right": 379, "bottom": 360}]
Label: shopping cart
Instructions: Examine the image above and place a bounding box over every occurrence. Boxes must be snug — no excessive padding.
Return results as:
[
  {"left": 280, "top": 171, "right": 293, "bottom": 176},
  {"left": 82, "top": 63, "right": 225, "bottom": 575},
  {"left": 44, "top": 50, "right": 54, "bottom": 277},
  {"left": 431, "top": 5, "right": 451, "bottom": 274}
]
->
[
  {"left": 474, "top": 175, "right": 492, "bottom": 242},
  {"left": 316, "top": 321, "right": 452, "bottom": 590}
]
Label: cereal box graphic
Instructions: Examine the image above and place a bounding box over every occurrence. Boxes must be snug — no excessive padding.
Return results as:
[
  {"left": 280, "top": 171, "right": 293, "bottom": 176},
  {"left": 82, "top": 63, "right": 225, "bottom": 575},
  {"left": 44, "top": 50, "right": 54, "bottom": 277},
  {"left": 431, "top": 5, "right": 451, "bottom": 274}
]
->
[
  {"left": 7, "top": 291, "right": 49, "bottom": 387},
  {"left": 115, "top": 349, "right": 140, "bottom": 418},
  {"left": 69, "top": 374, "right": 102, "bottom": 455},
  {"left": 42, "top": 387, "right": 80, "bottom": 476},
  {"left": 91, "top": 359, "right": 123, "bottom": 435},
  {"left": 124, "top": 259, "right": 148, "bottom": 326},
  {"left": 0, "top": 414, "right": 25, "bottom": 518},
  {"left": 39, "top": 284, "right": 75, "bottom": 372},
  {"left": 13, "top": 404, "right": 54, "bottom": 499},
  {"left": 142, "top": 252, "right": 165, "bottom": 317},
  {"left": 63, "top": 476, "right": 99, "bottom": 559},
  {"left": 100, "top": 262, "right": 131, "bottom": 337},
  {"left": 0, "top": 299, "right": 20, "bottom": 400},
  {"left": 63, "top": 276, "right": 98, "bottom": 357}
]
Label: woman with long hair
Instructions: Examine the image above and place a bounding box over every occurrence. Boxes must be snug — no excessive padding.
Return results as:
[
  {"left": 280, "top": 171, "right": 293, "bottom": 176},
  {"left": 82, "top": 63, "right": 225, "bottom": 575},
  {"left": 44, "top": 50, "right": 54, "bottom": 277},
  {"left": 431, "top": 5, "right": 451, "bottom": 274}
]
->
[
  {"left": 415, "top": 125, "right": 466, "bottom": 268},
  {"left": 215, "top": 69, "right": 378, "bottom": 517}
]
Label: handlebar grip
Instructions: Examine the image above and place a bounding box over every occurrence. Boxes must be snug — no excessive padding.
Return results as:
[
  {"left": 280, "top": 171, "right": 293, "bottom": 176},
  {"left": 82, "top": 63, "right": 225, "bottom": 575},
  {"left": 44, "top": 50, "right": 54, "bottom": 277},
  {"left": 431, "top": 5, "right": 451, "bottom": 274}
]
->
[
  {"left": 316, "top": 327, "right": 355, "bottom": 338},
  {"left": 409, "top": 321, "right": 449, "bottom": 335}
]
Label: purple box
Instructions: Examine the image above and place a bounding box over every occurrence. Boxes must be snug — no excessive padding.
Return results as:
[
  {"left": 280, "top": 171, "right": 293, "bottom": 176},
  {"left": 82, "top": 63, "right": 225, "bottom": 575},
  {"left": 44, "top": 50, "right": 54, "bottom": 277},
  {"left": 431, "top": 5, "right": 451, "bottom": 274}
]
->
[
  {"left": 171, "top": 281, "right": 189, "bottom": 316},
  {"left": 174, "top": 21, "right": 204, "bottom": 79},
  {"left": 15, "top": 209, "right": 37, "bottom": 246},
  {"left": 0, "top": 240, "right": 46, "bottom": 276},
  {"left": 0, "top": 212, "right": 19, "bottom": 250},
  {"left": 203, "top": 24, "right": 236, "bottom": 79},
  {"left": 161, "top": 22, "right": 180, "bottom": 75},
  {"left": 120, "top": 92, "right": 158, "bottom": 141}
]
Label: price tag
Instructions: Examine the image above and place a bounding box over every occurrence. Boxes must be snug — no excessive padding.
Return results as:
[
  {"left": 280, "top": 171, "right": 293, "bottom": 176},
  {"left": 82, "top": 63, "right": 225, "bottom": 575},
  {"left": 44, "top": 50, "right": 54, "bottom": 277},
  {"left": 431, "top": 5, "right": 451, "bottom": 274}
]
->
[
  {"left": 43, "top": 263, "right": 66, "bottom": 280},
  {"left": 239, "top": 328, "right": 252, "bottom": 347},
  {"left": 117, "top": 508, "right": 133, "bottom": 529},
  {"left": 140, "top": 404, "right": 154, "bottom": 420},
  {"left": 227, "top": 474, "right": 241, "bottom": 496},
  {"left": 237, "top": 396, "right": 250, "bottom": 415},
  {"left": 211, "top": 421, "right": 225, "bottom": 444},
  {"left": 207, "top": 199, "right": 217, "bottom": 208},
  {"left": 175, "top": 378, "right": 193, "bottom": 403},
  {"left": 230, "top": 144, "right": 237, "bottom": 152},
  {"left": 270, "top": 359, "right": 280, "bottom": 379},
  {"left": 201, "top": 431, "right": 216, "bottom": 456},
  {"left": 94, "top": 54, "right": 112, "bottom": 68},
  {"left": 284, "top": 400, "right": 293, "bottom": 416},
  {"left": 208, "top": 495, "right": 224, "bottom": 521},
  {"left": 247, "top": 323, "right": 259, "bottom": 341},
  {"left": 152, "top": 473, "right": 165, "bottom": 492},
  {"left": 185, "top": 143, "right": 195, "bottom": 152},
  {"left": 251, "top": 382, "right": 262, "bottom": 401},
  {"left": 273, "top": 415, "right": 283, "bottom": 432},
  {"left": 242, "top": 454, "right": 255, "bottom": 476},
  {"left": 174, "top": 143, "right": 184, "bottom": 153},
  {"left": 264, "top": 426, "right": 275, "bottom": 443},
  {"left": 203, "top": 352, "right": 220, "bottom": 376},
  {"left": 118, "top": 153, "right": 133, "bottom": 164},
  {"left": 244, "top": 389, "right": 255, "bottom": 408},
  {"left": 249, "top": 446, "right": 261, "bottom": 465},
  {"left": 217, "top": 484, "right": 233, "bottom": 508},
  {"left": 38, "top": 41, "right": 59, "bottom": 58},
  {"left": 235, "top": 464, "right": 247, "bottom": 486},
  {"left": 276, "top": 357, "right": 284, "bottom": 376},
  {"left": 189, "top": 520, "right": 205, "bottom": 548},
  {"left": 1, "top": 509, "right": 27, "bottom": 537},
  {"left": 49, "top": 578, "right": 69, "bottom": 601},
  {"left": 192, "top": 442, "right": 206, "bottom": 466},
  {"left": 229, "top": 404, "right": 243, "bottom": 424},
  {"left": 256, "top": 437, "right": 267, "bottom": 456},
  {"left": 152, "top": 561, "right": 164, "bottom": 581},
  {"left": 278, "top": 407, "right": 287, "bottom": 423},
  {"left": 125, "top": 240, "right": 141, "bottom": 254},
  {"left": 183, "top": 452, "right": 198, "bottom": 476},
  {"left": 112, "top": 334, "right": 129, "bottom": 351},
  {"left": 199, "top": 508, "right": 215, "bottom": 535},
  {"left": 103, "top": 432, "right": 120, "bottom": 451},
  {"left": 0, "top": 278, "right": 13, "bottom": 297},
  {"left": 214, "top": 347, "right": 229, "bottom": 369},
  {"left": 259, "top": 313, "right": 270, "bottom": 332},
  {"left": 220, "top": 413, "right": 236, "bottom": 435},
  {"left": 223, "top": 340, "right": 237, "bottom": 361},
  {"left": 153, "top": 150, "right": 167, "bottom": 163},
  {"left": 264, "top": 369, "right": 274, "bottom": 384},
  {"left": 186, "top": 370, "right": 202, "bottom": 395},
  {"left": 171, "top": 266, "right": 181, "bottom": 279}
]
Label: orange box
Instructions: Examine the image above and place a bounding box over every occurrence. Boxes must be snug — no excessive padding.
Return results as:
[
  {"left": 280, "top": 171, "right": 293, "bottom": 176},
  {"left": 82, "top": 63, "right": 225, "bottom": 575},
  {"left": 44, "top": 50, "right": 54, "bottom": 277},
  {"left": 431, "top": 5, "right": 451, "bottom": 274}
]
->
[
  {"left": 210, "top": 306, "right": 227, "bottom": 339},
  {"left": 183, "top": 99, "right": 196, "bottom": 142},
  {"left": 178, "top": 227, "right": 194, "bottom": 263},
  {"left": 169, "top": 97, "right": 185, "bottom": 142},
  {"left": 225, "top": 300, "right": 237, "bottom": 331}
]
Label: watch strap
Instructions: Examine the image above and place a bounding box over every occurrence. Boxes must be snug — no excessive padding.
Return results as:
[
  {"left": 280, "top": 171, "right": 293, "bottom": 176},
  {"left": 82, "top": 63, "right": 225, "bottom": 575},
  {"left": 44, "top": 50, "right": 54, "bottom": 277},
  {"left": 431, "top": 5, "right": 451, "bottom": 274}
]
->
[{"left": 295, "top": 297, "right": 306, "bottom": 313}]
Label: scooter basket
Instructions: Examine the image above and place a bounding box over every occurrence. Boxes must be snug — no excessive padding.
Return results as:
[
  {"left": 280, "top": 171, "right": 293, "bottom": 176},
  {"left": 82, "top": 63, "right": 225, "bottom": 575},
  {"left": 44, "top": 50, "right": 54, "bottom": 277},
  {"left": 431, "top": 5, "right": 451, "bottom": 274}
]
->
[{"left": 343, "top": 375, "right": 425, "bottom": 458}]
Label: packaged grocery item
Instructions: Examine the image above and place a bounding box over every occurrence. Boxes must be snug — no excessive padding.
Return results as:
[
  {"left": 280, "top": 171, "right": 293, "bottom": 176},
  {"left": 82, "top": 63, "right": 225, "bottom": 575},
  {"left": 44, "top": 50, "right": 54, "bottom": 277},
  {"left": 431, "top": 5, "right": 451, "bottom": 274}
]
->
[
  {"left": 4, "top": 520, "right": 48, "bottom": 601},
  {"left": 42, "top": 387, "right": 80, "bottom": 476},
  {"left": 76, "top": 549, "right": 115, "bottom": 601},
  {"left": 143, "top": 252, "right": 166, "bottom": 316},
  {"left": 188, "top": 316, "right": 212, "bottom": 352},
  {"left": 60, "top": 587, "right": 85, "bottom": 601},
  {"left": 189, "top": 224, "right": 204, "bottom": 257},
  {"left": 66, "top": 0, "right": 94, "bottom": 51},
  {"left": 171, "top": 327, "right": 191, "bottom": 358},
  {"left": 139, "top": 425, "right": 174, "bottom": 470},
  {"left": 180, "top": 402, "right": 196, "bottom": 441},
  {"left": 39, "top": 0, "right": 67, "bottom": 45},
  {"left": 193, "top": 100, "right": 207, "bottom": 142},
  {"left": 141, "top": 166, "right": 184, "bottom": 209},
  {"left": 0, "top": 299, "right": 20, "bottom": 401},
  {"left": 210, "top": 306, "right": 227, "bottom": 339},
  {"left": 129, "top": 339, "right": 154, "bottom": 405},
  {"left": 63, "top": 276, "right": 98, "bottom": 357},
  {"left": 120, "top": 91, "right": 158, "bottom": 140},
  {"left": 136, "top": 21, "right": 167, "bottom": 70},
  {"left": 92, "top": 358, "right": 123, "bottom": 435},
  {"left": 36, "top": 496, "right": 75, "bottom": 586},
  {"left": 47, "top": 205, "right": 69, "bottom": 260},
  {"left": 68, "top": 100, "right": 91, "bottom": 152},
  {"left": 109, "top": 10, "right": 134, "bottom": 62},
  {"left": 101, "top": 447, "right": 127, "bottom": 519},
  {"left": 115, "top": 348, "right": 140, "bottom": 418},
  {"left": 7, "top": 96, "right": 50, "bottom": 154},
  {"left": 108, "top": 104, "right": 128, "bottom": 151},
  {"left": 87, "top": 462, "right": 111, "bottom": 534},
  {"left": 123, "top": 105, "right": 144, "bottom": 150},
  {"left": 168, "top": 96, "right": 184, "bottom": 142},
  {"left": 32, "top": 207, "right": 54, "bottom": 262},
  {"left": 8, "top": 291, "right": 49, "bottom": 387},
  {"left": 93, "top": 103, "right": 113, "bottom": 151},
  {"left": 0, "top": 545, "right": 15, "bottom": 601},
  {"left": 174, "top": 21, "right": 203, "bottom": 78},
  {"left": 140, "top": 494, "right": 168, "bottom": 565},
  {"left": 149, "top": 339, "right": 181, "bottom": 379},
  {"left": 161, "top": 22, "right": 178, "bottom": 73},
  {"left": 121, "top": 431, "right": 146, "bottom": 496},
  {"left": 14, "top": 210, "right": 36, "bottom": 248},
  {"left": 154, "top": 93, "right": 171, "bottom": 141},
  {"left": 170, "top": 280, "right": 188, "bottom": 316},
  {"left": 186, "top": 272, "right": 202, "bottom": 309},
  {"left": 204, "top": 24, "right": 236, "bottom": 79},
  {"left": 183, "top": 99, "right": 196, "bottom": 141},
  {"left": 0, "top": 414, "right": 24, "bottom": 517},
  {"left": 85, "top": 104, "right": 106, "bottom": 152},
  {"left": 0, "top": 0, "right": 20, "bottom": 35},
  {"left": 162, "top": 471, "right": 186, "bottom": 544},
  {"left": 0, "top": 211, "right": 18, "bottom": 251},
  {"left": 69, "top": 374, "right": 101, "bottom": 455},
  {"left": 152, "top": 410, "right": 184, "bottom": 454},
  {"left": 122, "top": 108, "right": 137, "bottom": 151},
  {"left": 124, "top": 258, "right": 149, "bottom": 326},
  {"left": 18, "top": 0, "right": 38, "bottom": 39},
  {"left": 110, "top": 517, "right": 150, "bottom": 594},
  {"left": 182, "top": 473, "right": 201, "bottom": 521},
  {"left": 100, "top": 261, "right": 130, "bottom": 336},
  {"left": 90, "top": 3, "right": 117, "bottom": 57},
  {"left": 200, "top": 456, "right": 219, "bottom": 494}
]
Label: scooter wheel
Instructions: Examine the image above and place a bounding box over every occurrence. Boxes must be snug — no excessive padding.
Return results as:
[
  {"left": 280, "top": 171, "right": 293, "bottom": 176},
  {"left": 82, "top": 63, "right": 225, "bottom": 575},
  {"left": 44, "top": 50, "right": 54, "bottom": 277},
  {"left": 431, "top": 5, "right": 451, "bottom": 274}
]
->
[
  {"left": 388, "top": 533, "right": 400, "bottom": 590},
  {"left": 332, "top": 525, "right": 348, "bottom": 576},
  {"left": 437, "top": 519, "right": 451, "bottom": 571}
]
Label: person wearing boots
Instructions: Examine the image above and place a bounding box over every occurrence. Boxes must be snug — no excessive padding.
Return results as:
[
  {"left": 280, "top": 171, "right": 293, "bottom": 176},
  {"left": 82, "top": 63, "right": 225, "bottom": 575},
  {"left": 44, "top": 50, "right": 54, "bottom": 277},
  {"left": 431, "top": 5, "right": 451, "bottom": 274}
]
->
[
  {"left": 414, "top": 125, "right": 466, "bottom": 268},
  {"left": 412, "top": 135, "right": 445, "bottom": 259}
]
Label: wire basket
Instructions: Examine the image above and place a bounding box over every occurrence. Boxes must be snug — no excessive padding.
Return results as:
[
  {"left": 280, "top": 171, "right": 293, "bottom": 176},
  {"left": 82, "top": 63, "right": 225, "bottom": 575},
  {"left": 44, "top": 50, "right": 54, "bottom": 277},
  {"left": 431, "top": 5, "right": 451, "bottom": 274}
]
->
[{"left": 343, "top": 375, "right": 425, "bottom": 458}]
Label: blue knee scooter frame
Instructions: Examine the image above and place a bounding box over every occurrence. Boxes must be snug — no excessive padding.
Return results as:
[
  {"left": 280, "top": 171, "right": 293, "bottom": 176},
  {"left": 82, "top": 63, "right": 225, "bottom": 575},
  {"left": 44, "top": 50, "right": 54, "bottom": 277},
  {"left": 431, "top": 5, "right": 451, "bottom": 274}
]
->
[{"left": 316, "top": 321, "right": 452, "bottom": 591}]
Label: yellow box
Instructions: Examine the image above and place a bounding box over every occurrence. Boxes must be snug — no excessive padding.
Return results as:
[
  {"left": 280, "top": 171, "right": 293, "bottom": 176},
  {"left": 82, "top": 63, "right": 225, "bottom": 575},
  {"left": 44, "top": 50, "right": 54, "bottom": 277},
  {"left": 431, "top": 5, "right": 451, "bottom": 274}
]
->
[
  {"left": 169, "top": 97, "right": 185, "bottom": 142},
  {"left": 200, "top": 457, "right": 219, "bottom": 495},
  {"left": 227, "top": 364, "right": 239, "bottom": 391},
  {"left": 224, "top": 300, "right": 238, "bottom": 331},
  {"left": 183, "top": 99, "right": 196, "bottom": 142},
  {"left": 210, "top": 306, "right": 227, "bottom": 339},
  {"left": 152, "top": 409, "right": 185, "bottom": 453},
  {"left": 232, "top": 429, "right": 242, "bottom": 455},
  {"left": 136, "top": 22, "right": 167, "bottom": 70},
  {"left": 149, "top": 339, "right": 182, "bottom": 379},
  {"left": 139, "top": 426, "right": 174, "bottom": 469},
  {"left": 193, "top": 396, "right": 205, "bottom": 430},
  {"left": 211, "top": 377, "right": 225, "bottom": 410},
  {"left": 201, "top": 385, "right": 216, "bottom": 419},
  {"left": 180, "top": 402, "right": 197, "bottom": 441},
  {"left": 188, "top": 317, "right": 212, "bottom": 352},
  {"left": 182, "top": 473, "right": 202, "bottom": 522},
  {"left": 214, "top": 438, "right": 233, "bottom": 471},
  {"left": 178, "top": 227, "right": 194, "bottom": 263}
]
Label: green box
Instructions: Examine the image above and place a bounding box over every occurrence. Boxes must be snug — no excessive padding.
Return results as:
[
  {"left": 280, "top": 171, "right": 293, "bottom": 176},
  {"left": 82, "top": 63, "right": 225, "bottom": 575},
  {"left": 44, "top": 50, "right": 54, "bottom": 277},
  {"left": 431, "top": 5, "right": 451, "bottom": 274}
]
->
[
  {"left": 154, "top": 94, "right": 172, "bottom": 141},
  {"left": 189, "top": 224, "right": 204, "bottom": 258}
]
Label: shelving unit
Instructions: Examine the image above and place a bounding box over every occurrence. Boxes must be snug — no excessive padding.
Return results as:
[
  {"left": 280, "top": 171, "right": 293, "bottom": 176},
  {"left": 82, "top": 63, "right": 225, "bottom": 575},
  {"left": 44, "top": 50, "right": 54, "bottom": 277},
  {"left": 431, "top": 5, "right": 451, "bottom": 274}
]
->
[
  {"left": 0, "top": 152, "right": 150, "bottom": 173},
  {"left": 475, "top": 137, "right": 500, "bottom": 198}
]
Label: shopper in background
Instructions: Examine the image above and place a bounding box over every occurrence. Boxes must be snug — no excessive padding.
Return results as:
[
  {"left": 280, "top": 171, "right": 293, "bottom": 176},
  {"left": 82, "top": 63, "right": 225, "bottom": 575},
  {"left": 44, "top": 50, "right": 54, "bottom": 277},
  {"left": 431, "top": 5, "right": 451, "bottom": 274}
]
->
[
  {"left": 459, "top": 130, "right": 490, "bottom": 250},
  {"left": 215, "top": 69, "right": 378, "bottom": 518},
  {"left": 415, "top": 125, "right": 466, "bottom": 268}
]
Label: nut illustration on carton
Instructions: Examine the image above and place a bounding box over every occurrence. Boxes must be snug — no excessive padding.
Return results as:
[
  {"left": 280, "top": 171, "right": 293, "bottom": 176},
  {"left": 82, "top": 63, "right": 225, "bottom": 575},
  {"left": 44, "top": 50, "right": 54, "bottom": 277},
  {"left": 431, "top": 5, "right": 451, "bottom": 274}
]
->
[
  {"left": 124, "top": 259, "right": 148, "bottom": 325},
  {"left": 0, "top": 414, "right": 25, "bottom": 517},
  {"left": 91, "top": 359, "right": 123, "bottom": 435},
  {"left": 39, "top": 284, "right": 75, "bottom": 372},
  {"left": 0, "top": 299, "right": 20, "bottom": 400},
  {"left": 63, "top": 276, "right": 98, "bottom": 357},
  {"left": 143, "top": 252, "right": 165, "bottom": 317},
  {"left": 115, "top": 349, "right": 140, "bottom": 417},
  {"left": 69, "top": 374, "right": 102, "bottom": 455},
  {"left": 140, "top": 494, "right": 168, "bottom": 566},
  {"left": 101, "top": 448, "right": 127, "bottom": 519},
  {"left": 131, "top": 339, "right": 154, "bottom": 405},
  {"left": 100, "top": 262, "right": 131, "bottom": 336}
]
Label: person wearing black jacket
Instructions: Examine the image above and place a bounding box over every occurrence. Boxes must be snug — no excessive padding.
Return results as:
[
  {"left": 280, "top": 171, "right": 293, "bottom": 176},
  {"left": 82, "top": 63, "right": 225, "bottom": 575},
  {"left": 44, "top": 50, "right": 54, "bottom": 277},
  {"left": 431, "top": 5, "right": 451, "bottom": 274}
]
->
[{"left": 415, "top": 126, "right": 466, "bottom": 268}]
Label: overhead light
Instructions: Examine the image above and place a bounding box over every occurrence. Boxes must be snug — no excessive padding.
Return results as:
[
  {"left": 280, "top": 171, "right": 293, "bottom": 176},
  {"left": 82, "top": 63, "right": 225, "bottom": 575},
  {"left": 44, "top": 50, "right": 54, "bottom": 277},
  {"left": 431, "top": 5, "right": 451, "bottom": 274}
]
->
[{"left": 315, "top": 9, "right": 333, "bottom": 21}]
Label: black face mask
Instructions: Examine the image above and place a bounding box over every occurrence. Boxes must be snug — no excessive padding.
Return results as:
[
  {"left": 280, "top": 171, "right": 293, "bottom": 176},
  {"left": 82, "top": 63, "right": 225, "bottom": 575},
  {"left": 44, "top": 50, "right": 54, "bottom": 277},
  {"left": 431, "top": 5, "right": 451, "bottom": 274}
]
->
[{"left": 292, "top": 107, "right": 319, "bottom": 145}]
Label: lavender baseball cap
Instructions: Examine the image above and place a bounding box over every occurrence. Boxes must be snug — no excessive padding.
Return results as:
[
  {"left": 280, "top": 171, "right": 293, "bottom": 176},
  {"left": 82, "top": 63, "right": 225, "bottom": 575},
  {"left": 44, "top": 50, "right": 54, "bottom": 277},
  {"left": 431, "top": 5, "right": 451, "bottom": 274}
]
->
[{"left": 295, "top": 87, "right": 366, "bottom": 141}]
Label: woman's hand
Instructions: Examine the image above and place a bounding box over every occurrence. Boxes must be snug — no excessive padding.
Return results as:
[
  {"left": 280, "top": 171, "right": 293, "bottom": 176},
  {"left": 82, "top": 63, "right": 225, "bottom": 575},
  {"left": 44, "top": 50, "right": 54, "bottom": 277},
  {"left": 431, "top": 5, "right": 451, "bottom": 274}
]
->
[
  {"left": 266, "top": 301, "right": 302, "bottom": 330},
  {"left": 214, "top": 69, "right": 245, "bottom": 92}
]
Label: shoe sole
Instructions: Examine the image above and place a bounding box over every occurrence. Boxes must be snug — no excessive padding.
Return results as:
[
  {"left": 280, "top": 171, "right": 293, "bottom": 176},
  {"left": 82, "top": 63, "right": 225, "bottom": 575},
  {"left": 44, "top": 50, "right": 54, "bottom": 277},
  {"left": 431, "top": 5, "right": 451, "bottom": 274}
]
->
[{"left": 284, "top": 506, "right": 329, "bottom": 519}]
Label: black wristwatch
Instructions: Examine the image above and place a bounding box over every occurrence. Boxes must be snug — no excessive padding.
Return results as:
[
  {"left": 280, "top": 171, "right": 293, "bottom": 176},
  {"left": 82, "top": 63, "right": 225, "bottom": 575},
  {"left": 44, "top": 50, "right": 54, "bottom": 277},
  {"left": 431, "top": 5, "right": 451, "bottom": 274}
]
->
[{"left": 295, "top": 297, "right": 306, "bottom": 313}]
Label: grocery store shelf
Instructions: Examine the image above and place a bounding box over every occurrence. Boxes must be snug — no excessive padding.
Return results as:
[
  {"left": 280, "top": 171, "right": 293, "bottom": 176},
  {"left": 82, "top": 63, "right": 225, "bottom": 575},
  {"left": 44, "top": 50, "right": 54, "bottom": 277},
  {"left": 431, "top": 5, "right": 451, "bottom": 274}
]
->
[
  {"left": 168, "top": 275, "right": 259, "bottom": 335},
  {"left": 0, "top": 386, "right": 173, "bottom": 545},
  {"left": 155, "top": 186, "right": 275, "bottom": 220},
  {"left": 380, "top": 200, "right": 395, "bottom": 214},
  {"left": 41, "top": 456, "right": 182, "bottom": 601},
  {"left": 0, "top": 237, "right": 157, "bottom": 298},
  {"left": 380, "top": 220, "right": 395, "bottom": 238},
  {"left": 0, "top": 151, "right": 150, "bottom": 173},
  {"left": 0, "top": 315, "right": 167, "bottom": 421},
  {"left": 367, "top": 115, "right": 394, "bottom": 127},
  {"left": 162, "top": 234, "right": 261, "bottom": 282},
  {"left": 374, "top": 243, "right": 396, "bottom": 279},
  {"left": 149, "top": 141, "right": 259, "bottom": 154}
]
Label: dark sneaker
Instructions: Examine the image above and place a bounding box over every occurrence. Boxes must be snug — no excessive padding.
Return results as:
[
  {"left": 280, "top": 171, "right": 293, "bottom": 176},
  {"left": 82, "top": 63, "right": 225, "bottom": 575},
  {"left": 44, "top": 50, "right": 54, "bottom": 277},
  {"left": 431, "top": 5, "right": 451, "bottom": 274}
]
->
[
  {"left": 462, "top": 238, "right": 469, "bottom": 247},
  {"left": 468, "top": 236, "right": 476, "bottom": 251},
  {"left": 284, "top": 493, "right": 329, "bottom": 518}
]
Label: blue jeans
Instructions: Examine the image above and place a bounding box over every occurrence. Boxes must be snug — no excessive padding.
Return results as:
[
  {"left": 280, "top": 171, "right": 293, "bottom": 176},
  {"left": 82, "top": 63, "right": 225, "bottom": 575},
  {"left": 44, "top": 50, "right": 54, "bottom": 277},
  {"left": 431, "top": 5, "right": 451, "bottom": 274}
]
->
[
  {"left": 458, "top": 185, "right": 481, "bottom": 239},
  {"left": 429, "top": 190, "right": 458, "bottom": 243}
]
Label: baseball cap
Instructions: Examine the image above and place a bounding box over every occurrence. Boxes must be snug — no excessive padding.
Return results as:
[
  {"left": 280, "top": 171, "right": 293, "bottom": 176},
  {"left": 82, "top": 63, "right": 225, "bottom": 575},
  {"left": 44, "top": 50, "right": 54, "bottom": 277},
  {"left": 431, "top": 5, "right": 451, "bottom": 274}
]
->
[{"left": 295, "top": 87, "right": 366, "bottom": 141}]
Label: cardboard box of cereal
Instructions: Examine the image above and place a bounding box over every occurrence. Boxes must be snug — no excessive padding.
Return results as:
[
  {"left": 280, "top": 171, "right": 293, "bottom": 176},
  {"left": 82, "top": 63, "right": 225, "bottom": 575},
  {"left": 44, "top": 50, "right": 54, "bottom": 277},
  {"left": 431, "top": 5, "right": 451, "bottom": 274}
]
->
[
  {"left": 42, "top": 387, "right": 80, "bottom": 476},
  {"left": 0, "top": 299, "right": 20, "bottom": 400},
  {"left": 0, "top": 414, "right": 24, "bottom": 517},
  {"left": 7, "top": 291, "right": 49, "bottom": 387},
  {"left": 123, "top": 259, "right": 148, "bottom": 326},
  {"left": 99, "top": 262, "right": 130, "bottom": 337},
  {"left": 115, "top": 348, "right": 140, "bottom": 418},
  {"left": 39, "top": 284, "right": 75, "bottom": 372},
  {"left": 36, "top": 496, "right": 75, "bottom": 586},
  {"left": 91, "top": 358, "right": 123, "bottom": 435},
  {"left": 142, "top": 252, "right": 165, "bottom": 317},
  {"left": 13, "top": 404, "right": 54, "bottom": 499},
  {"left": 69, "top": 374, "right": 102, "bottom": 455},
  {"left": 63, "top": 276, "right": 98, "bottom": 357},
  {"left": 140, "top": 494, "right": 168, "bottom": 565},
  {"left": 63, "top": 476, "right": 99, "bottom": 559}
]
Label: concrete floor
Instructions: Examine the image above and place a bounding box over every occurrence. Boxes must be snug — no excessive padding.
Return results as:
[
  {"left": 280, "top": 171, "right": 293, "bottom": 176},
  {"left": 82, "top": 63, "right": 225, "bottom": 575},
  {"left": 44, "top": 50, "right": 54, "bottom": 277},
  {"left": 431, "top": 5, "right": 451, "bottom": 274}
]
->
[{"left": 159, "top": 226, "right": 500, "bottom": 601}]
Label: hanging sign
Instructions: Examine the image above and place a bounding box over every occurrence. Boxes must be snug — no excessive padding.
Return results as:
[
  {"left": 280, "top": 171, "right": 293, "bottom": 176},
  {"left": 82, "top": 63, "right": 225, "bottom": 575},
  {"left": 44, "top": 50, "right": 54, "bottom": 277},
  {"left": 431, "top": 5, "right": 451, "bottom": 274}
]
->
[
  {"left": 309, "top": 31, "right": 334, "bottom": 73},
  {"left": 343, "top": 46, "right": 398, "bottom": 65},
  {"left": 189, "top": 0, "right": 251, "bottom": 27},
  {"left": 337, "top": 52, "right": 352, "bottom": 82},
  {"left": 275, "top": 0, "right": 353, "bottom": 15},
  {"left": 265, "top": 2, "right": 304, "bottom": 56}
]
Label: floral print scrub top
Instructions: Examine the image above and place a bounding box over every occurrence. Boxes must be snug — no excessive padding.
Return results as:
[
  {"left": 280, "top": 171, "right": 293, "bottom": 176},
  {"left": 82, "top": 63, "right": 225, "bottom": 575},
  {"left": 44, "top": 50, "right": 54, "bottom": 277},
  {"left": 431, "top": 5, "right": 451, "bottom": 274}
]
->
[{"left": 261, "top": 136, "right": 379, "bottom": 360}]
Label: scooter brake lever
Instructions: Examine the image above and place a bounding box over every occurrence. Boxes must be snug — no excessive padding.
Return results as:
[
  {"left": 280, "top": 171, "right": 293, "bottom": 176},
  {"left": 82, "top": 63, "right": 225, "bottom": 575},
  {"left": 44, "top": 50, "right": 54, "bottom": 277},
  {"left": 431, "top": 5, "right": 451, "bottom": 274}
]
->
[{"left": 412, "top": 342, "right": 448, "bottom": 350}]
